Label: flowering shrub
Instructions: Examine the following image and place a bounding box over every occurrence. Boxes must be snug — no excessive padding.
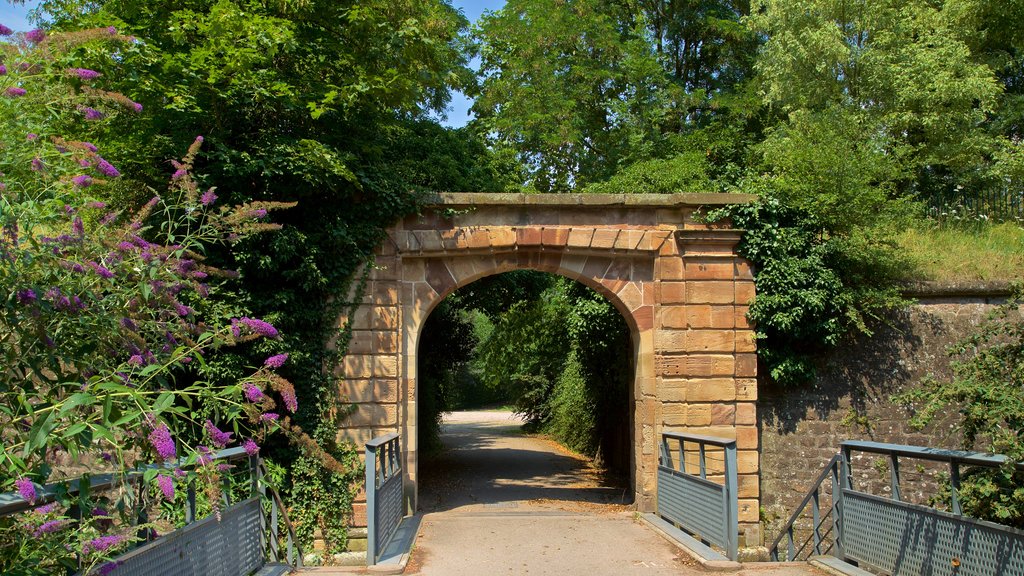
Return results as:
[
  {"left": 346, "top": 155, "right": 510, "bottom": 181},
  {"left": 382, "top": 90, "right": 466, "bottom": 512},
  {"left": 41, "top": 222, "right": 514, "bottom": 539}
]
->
[{"left": 0, "top": 23, "right": 298, "bottom": 574}]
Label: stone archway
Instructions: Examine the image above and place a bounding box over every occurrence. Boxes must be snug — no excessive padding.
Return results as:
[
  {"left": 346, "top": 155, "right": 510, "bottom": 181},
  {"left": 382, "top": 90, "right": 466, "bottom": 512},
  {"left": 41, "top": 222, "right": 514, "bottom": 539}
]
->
[{"left": 338, "top": 193, "right": 761, "bottom": 546}]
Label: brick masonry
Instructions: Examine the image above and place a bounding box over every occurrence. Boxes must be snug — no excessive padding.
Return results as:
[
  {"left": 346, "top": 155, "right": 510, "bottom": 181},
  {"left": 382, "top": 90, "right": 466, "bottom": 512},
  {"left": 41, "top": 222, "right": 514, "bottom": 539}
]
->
[{"left": 333, "top": 192, "right": 763, "bottom": 546}]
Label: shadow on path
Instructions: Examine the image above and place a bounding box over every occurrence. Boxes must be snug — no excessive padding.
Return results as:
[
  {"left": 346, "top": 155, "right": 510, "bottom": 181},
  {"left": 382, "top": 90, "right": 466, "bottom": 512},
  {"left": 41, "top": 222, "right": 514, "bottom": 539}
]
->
[{"left": 417, "top": 412, "right": 629, "bottom": 513}]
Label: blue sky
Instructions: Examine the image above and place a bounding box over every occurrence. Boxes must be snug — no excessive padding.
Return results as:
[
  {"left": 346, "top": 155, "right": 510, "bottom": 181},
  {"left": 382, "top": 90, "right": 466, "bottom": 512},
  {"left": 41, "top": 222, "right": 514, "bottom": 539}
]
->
[
  {"left": 442, "top": 0, "right": 506, "bottom": 127},
  {"left": 0, "top": 2, "right": 37, "bottom": 31},
  {"left": 1, "top": 0, "right": 500, "bottom": 127}
]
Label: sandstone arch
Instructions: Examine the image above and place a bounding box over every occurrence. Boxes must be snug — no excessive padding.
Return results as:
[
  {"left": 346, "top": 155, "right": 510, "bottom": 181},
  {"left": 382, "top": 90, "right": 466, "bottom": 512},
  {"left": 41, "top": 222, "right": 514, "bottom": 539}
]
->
[{"left": 338, "top": 193, "right": 761, "bottom": 545}]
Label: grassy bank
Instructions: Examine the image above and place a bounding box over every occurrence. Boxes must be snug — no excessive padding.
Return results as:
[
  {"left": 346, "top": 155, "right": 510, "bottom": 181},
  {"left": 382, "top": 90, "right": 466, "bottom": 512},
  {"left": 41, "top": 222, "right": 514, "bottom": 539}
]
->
[{"left": 895, "top": 221, "right": 1024, "bottom": 282}]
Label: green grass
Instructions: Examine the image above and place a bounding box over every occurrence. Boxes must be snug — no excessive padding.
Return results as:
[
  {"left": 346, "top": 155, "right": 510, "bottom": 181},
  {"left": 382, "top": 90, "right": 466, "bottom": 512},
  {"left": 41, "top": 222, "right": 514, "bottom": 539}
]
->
[{"left": 895, "top": 221, "right": 1024, "bottom": 282}]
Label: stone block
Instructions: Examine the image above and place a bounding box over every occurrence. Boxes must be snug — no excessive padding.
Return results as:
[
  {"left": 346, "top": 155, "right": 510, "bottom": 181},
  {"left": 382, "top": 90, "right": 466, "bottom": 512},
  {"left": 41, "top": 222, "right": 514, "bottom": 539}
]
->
[
  {"left": 711, "top": 403, "right": 736, "bottom": 425},
  {"left": 735, "top": 306, "right": 754, "bottom": 330},
  {"left": 735, "top": 402, "right": 756, "bottom": 426},
  {"left": 735, "top": 281, "right": 756, "bottom": 305},
  {"left": 738, "top": 474, "right": 759, "bottom": 499},
  {"left": 659, "top": 378, "right": 687, "bottom": 402},
  {"left": 736, "top": 330, "right": 756, "bottom": 353},
  {"left": 736, "top": 379, "right": 757, "bottom": 401},
  {"left": 342, "top": 403, "right": 398, "bottom": 428},
  {"left": 659, "top": 306, "right": 688, "bottom": 329},
  {"left": 689, "top": 330, "right": 736, "bottom": 352},
  {"left": 489, "top": 227, "right": 516, "bottom": 248},
  {"left": 591, "top": 229, "right": 619, "bottom": 249},
  {"left": 566, "top": 228, "right": 594, "bottom": 248},
  {"left": 657, "top": 355, "right": 735, "bottom": 378},
  {"left": 683, "top": 259, "right": 736, "bottom": 281},
  {"left": 516, "top": 227, "right": 542, "bottom": 247},
  {"left": 686, "top": 281, "right": 736, "bottom": 304},
  {"left": 736, "top": 353, "right": 757, "bottom": 377},
  {"left": 655, "top": 257, "right": 684, "bottom": 281},
  {"left": 685, "top": 403, "right": 712, "bottom": 426},
  {"left": 542, "top": 227, "right": 569, "bottom": 247},
  {"left": 342, "top": 354, "right": 397, "bottom": 378},
  {"left": 662, "top": 403, "right": 688, "bottom": 426},
  {"left": 633, "top": 305, "right": 654, "bottom": 331},
  {"left": 425, "top": 259, "right": 456, "bottom": 296},
  {"left": 684, "top": 305, "right": 735, "bottom": 329},
  {"left": 735, "top": 425, "right": 758, "bottom": 449},
  {"left": 616, "top": 283, "right": 643, "bottom": 311},
  {"left": 738, "top": 499, "right": 759, "bottom": 524},
  {"left": 687, "top": 378, "right": 738, "bottom": 402},
  {"left": 657, "top": 282, "right": 686, "bottom": 304},
  {"left": 737, "top": 450, "right": 759, "bottom": 474}
]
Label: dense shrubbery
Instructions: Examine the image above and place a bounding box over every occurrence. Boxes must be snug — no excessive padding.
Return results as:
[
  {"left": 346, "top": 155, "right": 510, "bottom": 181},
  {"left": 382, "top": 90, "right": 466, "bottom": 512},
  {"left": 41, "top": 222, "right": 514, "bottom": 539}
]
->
[{"left": 0, "top": 27, "right": 298, "bottom": 573}]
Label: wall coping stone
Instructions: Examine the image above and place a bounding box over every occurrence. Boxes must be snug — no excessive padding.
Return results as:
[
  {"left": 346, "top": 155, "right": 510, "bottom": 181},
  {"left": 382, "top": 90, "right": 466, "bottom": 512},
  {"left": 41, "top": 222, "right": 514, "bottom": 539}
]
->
[
  {"left": 423, "top": 192, "right": 757, "bottom": 207},
  {"left": 901, "top": 280, "right": 1016, "bottom": 298}
]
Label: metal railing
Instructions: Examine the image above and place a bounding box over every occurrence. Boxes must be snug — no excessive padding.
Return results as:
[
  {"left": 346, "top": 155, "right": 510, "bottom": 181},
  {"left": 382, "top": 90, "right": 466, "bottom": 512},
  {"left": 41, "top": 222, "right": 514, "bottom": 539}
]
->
[
  {"left": 0, "top": 447, "right": 302, "bottom": 575},
  {"left": 657, "top": 432, "right": 738, "bottom": 560},
  {"left": 769, "top": 454, "right": 840, "bottom": 561},
  {"left": 366, "top": 432, "right": 404, "bottom": 566},
  {"left": 770, "top": 440, "right": 1024, "bottom": 575}
]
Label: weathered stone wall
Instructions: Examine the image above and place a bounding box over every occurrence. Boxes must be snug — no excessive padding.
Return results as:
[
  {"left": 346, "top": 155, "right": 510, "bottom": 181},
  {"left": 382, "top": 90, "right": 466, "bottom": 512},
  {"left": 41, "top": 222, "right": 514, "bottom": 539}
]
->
[{"left": 758, "top": 287, "right": 1012, "bottom": 546}]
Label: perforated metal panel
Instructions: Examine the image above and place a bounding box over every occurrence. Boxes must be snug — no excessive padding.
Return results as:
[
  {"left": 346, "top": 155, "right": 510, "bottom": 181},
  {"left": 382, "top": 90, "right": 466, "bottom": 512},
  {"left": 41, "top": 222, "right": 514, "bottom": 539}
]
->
[
  {"left": 657, "top": 466, "right": 727, "bottom": 548},
  {"left": 842, "top": 490, "right": 1024, "bottom": 576},
  {"left": 110, "top": 497, "right": 263, "bottom": 576},
  {"left": 374, "top": 472, "right": 403, "bottom": 557}
]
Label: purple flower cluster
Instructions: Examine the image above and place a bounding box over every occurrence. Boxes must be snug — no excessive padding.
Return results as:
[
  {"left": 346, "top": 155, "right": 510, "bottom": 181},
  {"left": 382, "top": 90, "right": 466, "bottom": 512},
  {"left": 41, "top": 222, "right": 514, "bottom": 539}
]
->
[
  {"left": 157, "top": 474, "right": 174, "bottom": 501},
  {"left": 204, "top": 420, "right": 233, "bottom": 448},
  {"left": 5, "top": 87, "right": 26, "bottom": 97},
  {"left": 0, "top": 24, "right": 13, "bottom": 36},
  {"left": 33, "top": 519, "right": 69, "bottom": 537},
  {"left": 68, "top": 68, "right": 101, "bottom": 80},
  {"left": 282, "top": 390, "right": 298, "bottom": 413},
  {"left": 147, "top": 422, "right": 176, "bottom": 461},
  {"left": 31, "top": 157, "right": 44, "bottom": 171},
  {"left": 260, "top": 412, "right": 279, "bottom": 422},
  {"left": 83, "top": 107, "right": 104, "bottom": 121},
  {"left": 25, "top": 28, "right": 45, "bottom": 44},
  {"left": 196, "top": 445, "right": 212, "bottom": 466},
  {"left": 200, "top": 189, "right": 217, "bottom": 206},
  {"left": 237, "top": 317, "right": 279, "bottom": 339},
  {"left": 72, "top": 175, "right": 93, "bottom": 188},
  {"left": 34, "top": 502, "right": 57, "bottom": 515},
  {"left": 264, "top": 353, "right": 288, "bottom": 368},
  {"left": 15, "top": 478, "right": 36, "bottom": 503},
  {"left": 83, "top": 534, "right": 127, "bottom": 555},
  {"left": 26, "top": 133, "right": 37, "bottom": 140},
  {"left": 0, "top": 64, "right": 6, "bottom": 75},
  {"left": 172, "top": 168, "right": 187, "bottom": 180},
  {"left": 243, "top": 438, "right": 260, "bottom": 456},
  {"left": 243, "top": 383, "right": 264, "bottom": 402},
  {"left": 95, "top": 158, "right": 120, "bottom": 178},
  {"left": 89, "top": 262, "right": 115, "bottom": 279},
  {"left": 16, "top": 289, "right": 36, "bottom": 304}
]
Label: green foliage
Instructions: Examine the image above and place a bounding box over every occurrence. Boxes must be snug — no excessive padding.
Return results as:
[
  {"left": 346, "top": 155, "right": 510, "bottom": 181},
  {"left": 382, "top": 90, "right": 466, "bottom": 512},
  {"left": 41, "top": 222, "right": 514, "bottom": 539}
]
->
[
  {"left": 583, "top": 152, "right": 711, "bottom": 194},
  {"left": 711, "top": 194, "right": 910, "bottom": 384},
  {"left": 417, "top": 299, "right": 478, "bottom": 454},
  {"left": 896, "top": 286, "right": 1024, "bottom": 527}
]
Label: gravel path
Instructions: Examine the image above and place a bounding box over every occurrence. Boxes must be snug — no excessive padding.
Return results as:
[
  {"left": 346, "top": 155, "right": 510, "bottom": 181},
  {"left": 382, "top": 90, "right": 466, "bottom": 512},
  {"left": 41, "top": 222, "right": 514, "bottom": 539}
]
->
[{"left": 407, "top": 411, "right": 823, "bottom": 576}]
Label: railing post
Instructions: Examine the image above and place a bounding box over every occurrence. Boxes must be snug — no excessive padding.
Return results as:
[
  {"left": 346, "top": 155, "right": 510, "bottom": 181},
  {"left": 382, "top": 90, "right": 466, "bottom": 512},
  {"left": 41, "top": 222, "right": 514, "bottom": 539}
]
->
[
  {"left": 811, "top": 487, "right": 821, "bottom": 555},
  {"left": 889, "top": 452, "right": 901, "bottom": 502},
  {"left": 366, "top": 442, "right": 378, "bottom": 566},
  {"left": 698, "top": 443, "right": 707, "bottom": 479},
  {"left": 660, "top": 436, "right": 673, "bottom": 470},
  {"left": 835, "top": 446, "right": 851, "bottom": 560},
  {"left": 185, "top": 479, "right": 197, "bottom": 524},
  {"left": 950, "top": 461, "right": 962, "bottom": 516},
  {"left": 723, "top": 441, "right": 738, "bottom": 562}
]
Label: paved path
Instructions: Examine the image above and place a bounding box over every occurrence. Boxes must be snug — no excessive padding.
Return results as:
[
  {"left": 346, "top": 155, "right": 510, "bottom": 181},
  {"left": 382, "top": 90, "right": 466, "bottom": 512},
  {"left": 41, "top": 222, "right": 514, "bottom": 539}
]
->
[{"left": 407, "top": 411, "right": 821, "bottom": 576}]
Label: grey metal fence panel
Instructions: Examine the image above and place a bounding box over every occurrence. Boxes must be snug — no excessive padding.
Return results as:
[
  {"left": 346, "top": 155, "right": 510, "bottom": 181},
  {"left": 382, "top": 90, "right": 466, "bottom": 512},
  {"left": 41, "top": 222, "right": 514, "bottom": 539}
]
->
[
  {"left": 110, "top": 497, "right": 263, "bottom": 576},
  {"left": 375, "top": 472, "right": 404, "bottom": 553},
  {"left": 657, "top": 467, "right": 727, "bottom": 546},
  {"left": 842, "top": 486, "right": 1024, "bottom": 576},
  {"left": 366, "top": 433, "right": 404, "bottom": 566}
]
